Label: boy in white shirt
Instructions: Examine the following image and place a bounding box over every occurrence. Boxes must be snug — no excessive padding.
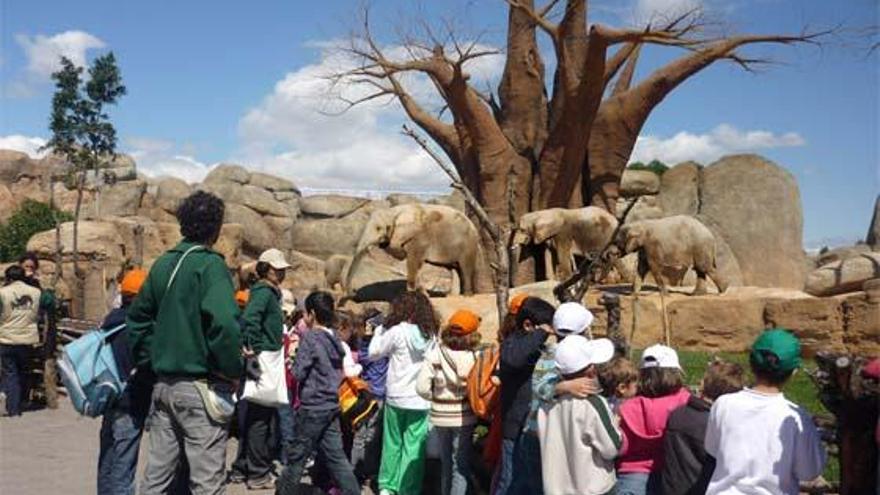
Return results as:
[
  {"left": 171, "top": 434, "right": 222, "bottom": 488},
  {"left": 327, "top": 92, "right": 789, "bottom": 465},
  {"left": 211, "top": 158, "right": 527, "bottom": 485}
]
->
[
  {"left": 704, "top": 328, "right": 826, "bottom": 495},
  {"left": 537, "top": 335, "right": 621, "bottom": 495}
]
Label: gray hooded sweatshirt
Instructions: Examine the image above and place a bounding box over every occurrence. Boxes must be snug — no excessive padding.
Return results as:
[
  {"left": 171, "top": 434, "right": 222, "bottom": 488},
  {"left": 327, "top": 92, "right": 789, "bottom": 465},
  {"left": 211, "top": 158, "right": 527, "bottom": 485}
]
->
[{"left": 293, "top": 327, "right": 346, "bottom": 411}]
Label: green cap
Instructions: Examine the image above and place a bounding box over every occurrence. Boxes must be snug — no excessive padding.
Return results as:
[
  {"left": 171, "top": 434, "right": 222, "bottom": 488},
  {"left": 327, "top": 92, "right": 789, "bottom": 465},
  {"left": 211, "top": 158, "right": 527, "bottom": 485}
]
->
[{"left": 751, "top": 328, "right": 802, "bottom": 373}]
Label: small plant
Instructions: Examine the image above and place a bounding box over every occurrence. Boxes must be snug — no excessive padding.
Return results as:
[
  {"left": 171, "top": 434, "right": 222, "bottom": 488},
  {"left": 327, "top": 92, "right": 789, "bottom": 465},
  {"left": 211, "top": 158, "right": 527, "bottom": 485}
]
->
[
  {"left": 628, "top": 159, "right": 669, "bottom": 176},
  {"left": 0, "top": 200, "right": 72, "bottom": 262}
]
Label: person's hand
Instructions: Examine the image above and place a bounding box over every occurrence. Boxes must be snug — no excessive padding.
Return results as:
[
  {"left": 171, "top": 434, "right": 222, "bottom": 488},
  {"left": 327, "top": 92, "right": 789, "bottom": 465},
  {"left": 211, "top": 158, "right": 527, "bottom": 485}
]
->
[
  {"left": 242, "top": 347, "right": 255, "bottom": 358},
  {"left": 556, "top": 376, "right": 600, "bottom": 398}
]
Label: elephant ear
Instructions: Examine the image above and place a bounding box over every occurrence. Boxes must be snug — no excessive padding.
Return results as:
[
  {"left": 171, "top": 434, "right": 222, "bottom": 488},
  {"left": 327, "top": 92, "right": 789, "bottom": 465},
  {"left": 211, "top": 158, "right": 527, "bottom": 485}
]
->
[
  {"left": 388, "top": 206, "right": 423, "bottom": 250},
  {"left": 533, "top": 214, "right": 564, "bottom": 245}
]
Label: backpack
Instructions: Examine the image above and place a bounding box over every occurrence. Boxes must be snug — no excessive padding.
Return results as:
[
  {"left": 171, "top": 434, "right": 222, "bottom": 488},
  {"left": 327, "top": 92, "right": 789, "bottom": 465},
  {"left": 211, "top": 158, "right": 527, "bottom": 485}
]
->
[
  {"left": 339, "top": 376, "right": 378, "bottom": 430},
  {"left": 57, "top": 324, "right": 127, "bottom": 417},
  {"left": 467, "top": 344, "right": 501, "bottom": 421}
]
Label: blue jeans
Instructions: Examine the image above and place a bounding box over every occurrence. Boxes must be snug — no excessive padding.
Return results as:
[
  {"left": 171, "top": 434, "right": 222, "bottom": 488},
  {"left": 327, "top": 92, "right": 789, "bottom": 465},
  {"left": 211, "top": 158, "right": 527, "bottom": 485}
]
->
[
  {"left": 277, "top": 403, "right": 295, "bottom": 464},
  {"left": 615, "top": 472, "right": 650, "bottom": 495},
  {"left": 437, "top": 425, "right": 474, "bottom": 495},
  {"left": 493, "top": 438, "right": 516, "bottom": 494},
  {"left": 0, "top": 344, "right": 29, "bottom": 416},
  {"left": 508, "top": 433, "right": 543, "bottom": 495},
  {"left": 276, "top": 407, "right": 359, "bottom": 495},
  {"left": 97, "top": 406, "right": 145, "bottom": 495}
]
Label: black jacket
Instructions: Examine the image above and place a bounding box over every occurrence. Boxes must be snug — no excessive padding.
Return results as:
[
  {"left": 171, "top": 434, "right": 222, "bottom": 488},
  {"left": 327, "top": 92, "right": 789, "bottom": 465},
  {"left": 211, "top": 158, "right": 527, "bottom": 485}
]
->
[
  {"left": 498, "top": 327, "right": 549, "bottom": 439},
  {"left": 661, "top": 396, "right": 715, "bottom": 495},
  {"left": 102, "top": 307, "right": 155, "bottom": 421}
]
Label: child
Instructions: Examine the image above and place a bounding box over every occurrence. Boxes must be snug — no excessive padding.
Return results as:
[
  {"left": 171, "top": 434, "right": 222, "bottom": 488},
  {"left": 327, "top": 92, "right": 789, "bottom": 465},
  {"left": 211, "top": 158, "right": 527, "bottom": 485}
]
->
[
  {"left": 416, "top": 309, "right": 481, "bottom": 495},
  {"left": 704, "top": 329, "right": 826, "bottom": 495},
  {"left": 598, "top": 356, "right": 638, "bottom": 414},
  {"left": 275, "top": 291, "right": 360, "bottom": 495},
  {"left": 350, "top": 310, "right": 389, "bottom": 490},
  {"left": 537, "top": 335, "right": 620, "bottom": 495},
  {"left": 616, "top": 344, "right": 691, "bottom": 495},
  {"left": 661, "top": 359, "right": 744, "bottom": 495}
]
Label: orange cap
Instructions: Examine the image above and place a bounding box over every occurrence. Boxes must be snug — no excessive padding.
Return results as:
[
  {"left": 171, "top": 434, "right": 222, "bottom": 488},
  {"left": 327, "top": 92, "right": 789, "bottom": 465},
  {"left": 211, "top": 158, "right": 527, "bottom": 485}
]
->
[
  {"left": 448, "top": 309, "right": 481, "bottom": 335},
  {"left": 235, "top": 290, "right": 249, "bottom": 308},
  {"left": 508, "top": 293, "right": 528, "bottom": 315},
  {"left": 120, "top": 268, "right": 147, "bottom": 297}
]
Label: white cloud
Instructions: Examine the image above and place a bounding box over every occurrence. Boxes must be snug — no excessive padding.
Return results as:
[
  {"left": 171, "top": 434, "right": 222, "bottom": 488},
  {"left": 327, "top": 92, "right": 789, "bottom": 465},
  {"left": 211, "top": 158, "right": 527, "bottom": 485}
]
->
[
  {"left": 16, "top": 31, "right": 106, "bottom": 78},
  {"left": 630, "top": 123, "right": 806, "bottom": 165},
  {"left": 0, "top": 135, "right": 48, "bottom": 157},
  {"left": 236, "top": 41, "right": 504, "bottom": 191},
  {"left": 125, "top": 137, "right": 216, "bottom": 184},
  {"left": 6, "top": 30, "right": 105, "bottom": 97}
]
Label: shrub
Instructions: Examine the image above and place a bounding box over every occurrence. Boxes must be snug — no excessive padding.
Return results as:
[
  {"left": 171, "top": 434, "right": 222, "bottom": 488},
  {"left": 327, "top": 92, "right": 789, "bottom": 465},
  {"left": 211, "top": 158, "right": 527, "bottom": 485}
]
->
[
  {"left": 628, "top": 159, "right": 669, "bottom": 176},
  {"left": 0, "top": 200, "right": 73, "bottom": 262}
]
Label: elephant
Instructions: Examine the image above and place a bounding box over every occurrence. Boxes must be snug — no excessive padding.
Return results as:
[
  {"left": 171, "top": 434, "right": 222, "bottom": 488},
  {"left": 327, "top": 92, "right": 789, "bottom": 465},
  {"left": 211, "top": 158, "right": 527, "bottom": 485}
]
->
[
  {"left": 346, "top": 204, "right": 481, "bottom": 295},
  {"left": 512, "top": 206, "right": 619, "bottom": 281},
  {"left": 616, "top": 215, "right": 728, "bottom": 296},
  {"left": 324, "top": 254, "right": 352, "bottom": 292}
]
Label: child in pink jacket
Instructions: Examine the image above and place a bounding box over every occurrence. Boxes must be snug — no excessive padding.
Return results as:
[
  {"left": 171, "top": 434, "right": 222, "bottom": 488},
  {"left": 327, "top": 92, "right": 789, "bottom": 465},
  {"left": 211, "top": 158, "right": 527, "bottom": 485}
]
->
[{"left": 616, "top": 344, "right": 691, "bottom": 495}]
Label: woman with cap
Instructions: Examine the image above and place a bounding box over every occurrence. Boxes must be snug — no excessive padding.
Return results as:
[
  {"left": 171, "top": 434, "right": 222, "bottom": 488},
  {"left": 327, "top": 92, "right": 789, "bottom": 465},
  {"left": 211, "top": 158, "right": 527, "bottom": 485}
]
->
[
  {"left": 416, "top": 309, "right": 481, "bottom": 495},
  {"left": 229, "top": 248, "right": 290, "bottom": 489},
  {"left": 96, "top": 268, "right": 154, "bottom": 495}
]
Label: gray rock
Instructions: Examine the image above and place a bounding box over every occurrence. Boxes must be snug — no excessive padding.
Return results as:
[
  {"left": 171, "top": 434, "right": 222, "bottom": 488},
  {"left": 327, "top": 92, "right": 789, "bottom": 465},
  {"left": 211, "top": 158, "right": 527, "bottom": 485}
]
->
[
  {"left": 96, "top": 179, "right": 147, "bottom": 217},
  {"left": 657, "top": 161, "right": 701, "bottom": 216},
  {"left": 428, "top": 191, "right": 466, "bottom": 212},
  {"left": 816, "top": 244, "right": 872, "bottom": 267},
  {"left": 618, "top": 195, "right": 663, "bottom": 223},
  {"left": 0, "top": 150, "right": 36, "bottom": 182},
  {"left": 250, "top": 172, "right": 300, "bottom": 193},
  {"left": 299, "top": 194, "right": 372, "bottom": 218},
  {"left": 867, "top": 195, "right": 879, "bottom": 248},
  {"left": 200, "top": 182, "right": 291, "bottom": 218},
  {"left": 155, "top": 177, "right": 191, "bottom": 213},
  {"left": 224, "top": 203, "right": 276, "bottom": 255},
  {"left": 805, "top": 253, "right": 880, "bottom": 296},
  {"left": 291, "top": 213, "right": 370, "bottom": 259},
  {"left": 620, "top": 169, "right": 661, "bottom": 197},
  {"left": 204, "top": 163, "right": 251, "bottom": 185},
  {"left": 386, "top": 193, "right": 421, "bottom": 207}
]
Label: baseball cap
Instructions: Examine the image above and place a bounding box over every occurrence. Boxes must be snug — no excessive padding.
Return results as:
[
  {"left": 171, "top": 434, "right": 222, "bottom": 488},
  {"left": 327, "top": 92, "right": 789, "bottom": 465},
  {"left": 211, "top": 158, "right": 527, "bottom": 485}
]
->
[
  {"left": 640, "top": 344, "right": 682, "bottom": 370},
  {"left": 509, "top": 293, "right": 528, "bottom": 315},
  {"left": 120, "top": 268, "right": 147, "bottom": 297},
  {"left": 555, "top": 336, "right": 615, "bottom": 376},
  {"left": 552, "top": 302, "right": 594, "bottom": 336},
  {"left": 448, "top": 309, "right": 481, "bottom": 335},
  {"left": 750, "top": 328, "right": 801, "bottom": 373},
  {"left": 258, "top": 248, "right": 291, "bottom": 270}
]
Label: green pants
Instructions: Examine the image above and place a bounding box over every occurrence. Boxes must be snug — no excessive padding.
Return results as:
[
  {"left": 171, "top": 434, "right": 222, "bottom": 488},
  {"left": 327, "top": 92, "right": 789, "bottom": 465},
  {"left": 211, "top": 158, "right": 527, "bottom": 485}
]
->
[{"left": 378, "top": 404, "right": 429, "bottom": 494}]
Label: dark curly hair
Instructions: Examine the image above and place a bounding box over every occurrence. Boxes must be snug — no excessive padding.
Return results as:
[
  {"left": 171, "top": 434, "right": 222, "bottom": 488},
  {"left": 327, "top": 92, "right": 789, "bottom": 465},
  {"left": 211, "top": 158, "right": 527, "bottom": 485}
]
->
[
  {"left": 441, "top": 326, "right": 481, "bottom": 351},
  {"left": 176, "top": 191, "right": 225, "bottom": 245},
  {"left": 386, "top": 291, "right": 438, "bottom": 340}
]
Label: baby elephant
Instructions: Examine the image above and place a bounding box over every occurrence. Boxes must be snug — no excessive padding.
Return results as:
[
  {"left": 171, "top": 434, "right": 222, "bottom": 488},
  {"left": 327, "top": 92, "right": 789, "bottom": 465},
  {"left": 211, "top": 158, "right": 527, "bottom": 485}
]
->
[{"left": 618, "top": 215, "right": 728, "bottom": 295}]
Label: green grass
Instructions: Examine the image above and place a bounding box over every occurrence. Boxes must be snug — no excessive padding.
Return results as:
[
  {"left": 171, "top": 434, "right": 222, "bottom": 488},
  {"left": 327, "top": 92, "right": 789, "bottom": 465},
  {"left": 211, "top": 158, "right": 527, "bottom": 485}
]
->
[{"left": 677, "top": 350, "right": 839, "bottom": 483}]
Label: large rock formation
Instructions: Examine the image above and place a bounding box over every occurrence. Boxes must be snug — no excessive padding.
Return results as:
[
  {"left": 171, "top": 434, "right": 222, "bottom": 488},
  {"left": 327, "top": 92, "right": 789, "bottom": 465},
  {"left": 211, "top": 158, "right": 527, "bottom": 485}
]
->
[
  {"left": 804, "top": 253, "right": 880, "bottom": 296},
  {"left": 654, "top": 155, "right": 805, "bottom": 289},
  {"left": 868, "top": 195, "right": 880, "bottom": 248}
]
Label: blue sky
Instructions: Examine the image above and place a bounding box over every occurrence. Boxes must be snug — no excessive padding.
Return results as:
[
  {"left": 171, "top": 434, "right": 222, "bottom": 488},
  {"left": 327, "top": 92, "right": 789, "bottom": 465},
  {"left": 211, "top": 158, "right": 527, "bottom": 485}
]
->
[{"left": 1, "top": 0, "right": 877, "bottom": 248}]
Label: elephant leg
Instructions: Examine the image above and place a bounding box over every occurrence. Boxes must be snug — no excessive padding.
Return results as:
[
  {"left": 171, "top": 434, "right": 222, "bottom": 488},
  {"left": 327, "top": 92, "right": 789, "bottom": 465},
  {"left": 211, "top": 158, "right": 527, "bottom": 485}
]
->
[
  {"left": 544, "top": 245, "right": 556, "bottom": 281},
  {"left": 556, "top": 241, "right": 574, "bottom": 281},
  {"left": 707, "top": 266, "right": 728, "bottom": 294},
  {"left": 649, "top": 264, "right": 672, "bottom": 346},
  {"left": 459, "top": 251, "right": 476, "bottom": 296},
  {"left": 406, "top": 249, "right": 425, "bottom": 292}
]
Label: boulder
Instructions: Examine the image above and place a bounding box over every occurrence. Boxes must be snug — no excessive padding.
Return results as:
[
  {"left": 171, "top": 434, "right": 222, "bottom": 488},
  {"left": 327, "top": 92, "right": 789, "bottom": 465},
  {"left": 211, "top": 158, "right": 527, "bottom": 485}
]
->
[
  {"left": 805, "top": 253, "right": 880, "bottom": 296},
  {"left": 264, "top": 215, "right": 295, "bottom": 250},
  {"left": 201, "top": 182, "right": 292, "bottom": 218},
  {"left": 657, "top": 161, "right": 701, "bottom": 216},
  {"left": 428, "top": 191, "right": 466, "bottom": 212},
  {"left": 618, "top": 195, "right": 663, "bottom": 223},
  {"left": 299, "top": 194, "right": 372, "bottom": 218},
  {"left": 203, "top": 164, "right": 250, "bottom": 185},
  {"left": 291, "top": 213, "right": 369, "bottom": 259},
  {"left": 0, "top": 150, "right": 34, "bottom": 182},
  {"left": 215, "top": 224, "right": 244, "bottom": 267},
  {"left": 867, "top": 195, "right": 880, "bottom": 248},
  {"left": 10, "top": 177, "right": 49, "bottom": 204},
  {"left": 666, "top": 294, "right": 767, "bottom": 352},
  {"left": 699, "top": 155, "right": 805, "bottom": 289},
  {"left": 386, "top": 193, "right": 421, "bottom": 207},
  {"left": 816, "top": 244, "right": 872, "bottom": 267},
  {"left": 155, "top": 177, "right": 191, "bottom": 213},
  {"left": 249, "top": 172, "right": 299, "bottom": 194},
  {"left": 27, "top": 221, "right": 124, "bottom": 263},
  {"left": 94, "top": 179, "right": 146, "bottom": 217},
  {"left": 620, "top": 169, "right": 661, "bottom": 197},
  {"left": 839, "top": 290, "right": 880, "bottom": 355},
  {"left": 224, "top": 203, "right": 276, "bottom": 255},
  {"left": 763, "top": 298, "right": 847, "bottom": 355},
  {"left": 283, "top": 250, "right": 326, "bottom": 292},
  {"left": 0, "top": 184, "right": 17, "bottom": 222},
  {"left": 104, "top": 216, "right": 167, "bottom": 262}
]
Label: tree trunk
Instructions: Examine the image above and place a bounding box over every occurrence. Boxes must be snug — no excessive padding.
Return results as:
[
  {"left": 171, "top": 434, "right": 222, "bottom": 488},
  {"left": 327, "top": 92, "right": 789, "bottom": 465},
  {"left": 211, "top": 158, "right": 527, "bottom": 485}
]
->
[{"left": 72, "top": 172, "right": 86, "bottom": 318}]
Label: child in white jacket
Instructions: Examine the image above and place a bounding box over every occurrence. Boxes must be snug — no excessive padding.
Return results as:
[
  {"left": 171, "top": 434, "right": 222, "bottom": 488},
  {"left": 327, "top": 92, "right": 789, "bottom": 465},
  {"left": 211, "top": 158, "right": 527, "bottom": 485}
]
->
[
  {"left": 537, "top": 336, "right": 621, "bottom": 495},
  {"left": 416, "top": 310, "right": 481, "bottom": 495}
]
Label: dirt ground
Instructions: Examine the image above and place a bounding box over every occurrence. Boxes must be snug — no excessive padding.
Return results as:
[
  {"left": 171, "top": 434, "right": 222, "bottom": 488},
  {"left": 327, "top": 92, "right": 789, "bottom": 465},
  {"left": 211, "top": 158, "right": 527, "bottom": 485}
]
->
[{"left": 0, "top": 400, "right": 324, "bottom": 494}]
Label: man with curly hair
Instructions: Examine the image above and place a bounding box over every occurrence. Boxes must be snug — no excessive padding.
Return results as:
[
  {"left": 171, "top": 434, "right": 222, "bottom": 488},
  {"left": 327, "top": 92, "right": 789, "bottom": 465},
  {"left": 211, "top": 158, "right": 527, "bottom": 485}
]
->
[{"left": 127, "top": 191, "right": 243, "bottom": 494}]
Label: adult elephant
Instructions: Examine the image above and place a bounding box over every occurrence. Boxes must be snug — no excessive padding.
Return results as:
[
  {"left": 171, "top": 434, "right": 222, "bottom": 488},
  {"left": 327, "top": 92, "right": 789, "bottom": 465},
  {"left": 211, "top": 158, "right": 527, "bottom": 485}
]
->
[
  {"left": 346, "top": 204, "right": 481, "bottom": 295},
  {"left": 512, "top": 206, "right": 618, "bottom": 281}
]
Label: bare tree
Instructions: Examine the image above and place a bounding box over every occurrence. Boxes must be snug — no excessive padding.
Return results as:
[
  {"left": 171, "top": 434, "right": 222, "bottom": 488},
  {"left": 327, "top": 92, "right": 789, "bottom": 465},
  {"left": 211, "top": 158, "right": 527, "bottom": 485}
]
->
[{"left": 332, "top": 2, "right": 827, "bottom": 275}]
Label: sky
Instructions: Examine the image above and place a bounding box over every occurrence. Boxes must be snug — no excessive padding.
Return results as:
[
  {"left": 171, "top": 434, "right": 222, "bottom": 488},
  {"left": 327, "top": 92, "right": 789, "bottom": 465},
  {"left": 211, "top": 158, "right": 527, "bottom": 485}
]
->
[{"left": 0, "top": 0, "right": 877, "bottom": 248}]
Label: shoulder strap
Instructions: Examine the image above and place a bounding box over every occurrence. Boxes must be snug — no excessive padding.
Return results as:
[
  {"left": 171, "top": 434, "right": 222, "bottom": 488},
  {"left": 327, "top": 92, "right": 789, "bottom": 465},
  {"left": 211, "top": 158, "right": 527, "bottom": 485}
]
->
[
  {"left": 101, "top": 323, "right": 127, "bottom": 341},
  {"left": 166, "top": 245, "right": 205, "bottom": 293}
]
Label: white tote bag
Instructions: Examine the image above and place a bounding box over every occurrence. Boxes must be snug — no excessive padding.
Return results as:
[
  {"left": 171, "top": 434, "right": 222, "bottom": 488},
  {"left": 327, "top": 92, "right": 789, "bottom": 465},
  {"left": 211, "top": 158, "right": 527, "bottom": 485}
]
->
[{"left": 241, "top": 349, "right": 289, "bottom": 407}]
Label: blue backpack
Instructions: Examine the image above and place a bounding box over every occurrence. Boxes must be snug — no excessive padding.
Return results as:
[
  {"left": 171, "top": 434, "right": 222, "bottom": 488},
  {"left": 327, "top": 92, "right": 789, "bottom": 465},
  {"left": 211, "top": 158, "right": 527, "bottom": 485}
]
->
[{"left": 58, "top": 324, "right": 127, "bottom": 417}]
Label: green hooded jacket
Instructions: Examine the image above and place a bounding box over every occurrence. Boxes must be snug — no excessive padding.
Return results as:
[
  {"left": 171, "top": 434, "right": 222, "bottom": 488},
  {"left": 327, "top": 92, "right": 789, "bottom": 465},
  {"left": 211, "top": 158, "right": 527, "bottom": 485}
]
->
[
  {"left": 126, "top": 241, "right": 243, "bottom": 380},
  {"left": 241, "top": 281, "right": 283, "bottom": 353}
]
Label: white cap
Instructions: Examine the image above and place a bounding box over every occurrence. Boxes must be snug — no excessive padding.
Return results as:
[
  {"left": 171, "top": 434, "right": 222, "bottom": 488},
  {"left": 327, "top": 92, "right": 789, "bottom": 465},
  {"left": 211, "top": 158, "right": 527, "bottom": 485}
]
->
[
  {"left": 258, "top": 248, "right": 291, "bottom": 270},
  {"left": 552, "top": 302, "right": 594, "bottom": 336},
  {"left": 640, "top": 344, "right": 682, "bottom": 370},
  {"left": 555, "top": 336, "right": 615, "bottom": 376},
  {"left": 281, "top": 289, "right": 296, "bottom": 314}
]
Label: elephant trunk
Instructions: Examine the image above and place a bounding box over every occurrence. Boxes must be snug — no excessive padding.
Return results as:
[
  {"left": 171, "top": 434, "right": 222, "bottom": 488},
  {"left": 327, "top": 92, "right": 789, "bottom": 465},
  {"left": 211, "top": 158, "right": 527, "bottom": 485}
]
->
[{"left": 345, "top": 247, "right": 370, "bottom": 296}]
